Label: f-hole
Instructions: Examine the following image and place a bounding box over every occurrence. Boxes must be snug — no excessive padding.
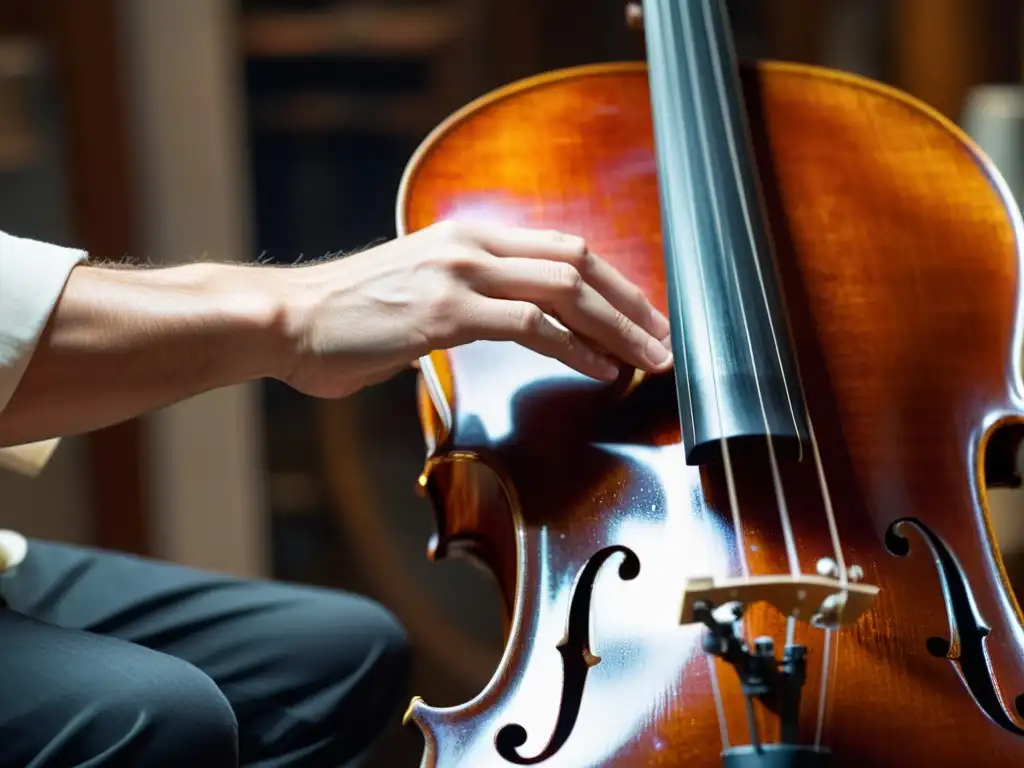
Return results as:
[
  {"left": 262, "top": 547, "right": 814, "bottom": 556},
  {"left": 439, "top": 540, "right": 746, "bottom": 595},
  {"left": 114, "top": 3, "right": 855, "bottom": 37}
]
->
[
  {"left": 494, "top": 545, "right": 641, "bottom": 764},
  {"left": 885, "top": 517, "right": 1024, "bottom": 735}
]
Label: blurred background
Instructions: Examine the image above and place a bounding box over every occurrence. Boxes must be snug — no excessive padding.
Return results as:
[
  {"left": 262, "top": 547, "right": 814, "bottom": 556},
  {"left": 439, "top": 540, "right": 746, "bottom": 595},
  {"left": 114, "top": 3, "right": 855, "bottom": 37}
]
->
[{"left": 1, "top": 0, "right": 1023, "bottom": 764}]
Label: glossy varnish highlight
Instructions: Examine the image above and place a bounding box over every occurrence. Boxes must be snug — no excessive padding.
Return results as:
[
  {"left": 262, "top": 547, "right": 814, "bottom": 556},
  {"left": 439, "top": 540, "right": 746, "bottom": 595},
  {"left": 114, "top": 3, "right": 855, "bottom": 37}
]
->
[{"left": 399, "top": 60, "right": 1024, "bottom": 766}]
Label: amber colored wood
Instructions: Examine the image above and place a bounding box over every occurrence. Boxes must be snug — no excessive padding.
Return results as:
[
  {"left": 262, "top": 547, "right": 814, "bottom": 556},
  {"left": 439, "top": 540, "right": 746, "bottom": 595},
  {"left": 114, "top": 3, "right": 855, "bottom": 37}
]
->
[
  {"left": 397, "top": 59, "right": 1024, "bottom": 766},
  {"left": 47, "top": 1, "right": 149, "bottom": 555}
]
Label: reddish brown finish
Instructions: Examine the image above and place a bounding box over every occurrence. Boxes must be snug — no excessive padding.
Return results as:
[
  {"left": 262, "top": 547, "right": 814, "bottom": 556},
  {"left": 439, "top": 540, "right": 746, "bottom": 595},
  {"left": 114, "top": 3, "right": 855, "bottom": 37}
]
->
[{"left": 399, "top": 61, "right": 1024, "bottom": 765}]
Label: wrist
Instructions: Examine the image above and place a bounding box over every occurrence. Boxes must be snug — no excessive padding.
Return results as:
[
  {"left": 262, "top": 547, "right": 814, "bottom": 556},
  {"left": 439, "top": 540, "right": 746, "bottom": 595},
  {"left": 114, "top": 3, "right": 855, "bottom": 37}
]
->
[
  {"left": 202, "top": 262, "right": 297, "bottom": 384},
  {"left": 151, "top": 261, "right": 294, "bottom": 386}
]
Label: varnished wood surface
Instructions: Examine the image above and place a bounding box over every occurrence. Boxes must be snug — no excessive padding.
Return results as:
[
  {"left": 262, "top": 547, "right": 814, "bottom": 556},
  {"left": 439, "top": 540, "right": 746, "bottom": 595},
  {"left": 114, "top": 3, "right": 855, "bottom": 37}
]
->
[{"left": 399, "top": 61, "right": 1024, "bottom": 766}]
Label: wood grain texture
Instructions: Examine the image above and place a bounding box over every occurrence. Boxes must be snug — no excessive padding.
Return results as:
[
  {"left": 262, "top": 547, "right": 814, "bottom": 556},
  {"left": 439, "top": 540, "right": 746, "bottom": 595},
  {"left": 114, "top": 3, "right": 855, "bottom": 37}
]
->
[{"left": 398, "top": 60, "right": 1024, "bottom": 766}]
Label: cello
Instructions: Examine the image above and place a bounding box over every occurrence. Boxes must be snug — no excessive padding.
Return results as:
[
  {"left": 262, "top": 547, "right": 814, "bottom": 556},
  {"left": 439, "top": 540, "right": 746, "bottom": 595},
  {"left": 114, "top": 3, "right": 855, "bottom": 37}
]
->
[{"left": 396, "top": 0, "right": 1024, "bottom": 764}]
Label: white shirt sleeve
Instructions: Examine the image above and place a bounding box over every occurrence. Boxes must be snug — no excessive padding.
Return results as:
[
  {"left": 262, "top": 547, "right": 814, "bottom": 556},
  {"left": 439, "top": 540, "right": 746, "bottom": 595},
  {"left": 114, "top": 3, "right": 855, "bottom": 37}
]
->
[{"left": 0, "top": 229, "right": 87, "bottom": 476}]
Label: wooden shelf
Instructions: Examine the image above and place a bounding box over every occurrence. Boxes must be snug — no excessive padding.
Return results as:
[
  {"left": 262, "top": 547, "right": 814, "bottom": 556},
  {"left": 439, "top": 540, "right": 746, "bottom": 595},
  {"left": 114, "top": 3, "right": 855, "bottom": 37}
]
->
[
  {"left": 241, "top": 5, "right": 468, "bottom": 58},
  {"left": 252, "top": 89, "right": 443, "bottom": 135}
]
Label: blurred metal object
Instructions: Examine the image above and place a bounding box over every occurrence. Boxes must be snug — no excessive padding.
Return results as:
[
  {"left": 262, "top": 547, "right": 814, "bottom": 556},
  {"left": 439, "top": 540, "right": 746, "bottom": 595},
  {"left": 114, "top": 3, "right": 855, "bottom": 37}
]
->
[
  {"left": 962, "top": 84, "right": 1024, "bottom": 211},
  {"left": 625, "top": 2, "right": 642, "bottom": 29},
  {"left": 0, "top": 37, "right": 42, "bottom": 172}
]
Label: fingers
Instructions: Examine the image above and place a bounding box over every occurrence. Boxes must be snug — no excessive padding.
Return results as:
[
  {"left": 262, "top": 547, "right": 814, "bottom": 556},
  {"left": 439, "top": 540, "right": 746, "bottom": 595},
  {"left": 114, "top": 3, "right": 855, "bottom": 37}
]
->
[
  {"left": 467, "top": 297, "right": 622, "bottom": 382},
  {"left": 572, "top": 249, "right": 671, "bottom": 341},
  {"left": 468, "top": 257, "right": 672, "bottom": 374},
  {"left": 449, "top": 222, "right": 671, "bottom": 368},
  {"left": 457, "top": 222, "right": 590, "bottom": 263}
]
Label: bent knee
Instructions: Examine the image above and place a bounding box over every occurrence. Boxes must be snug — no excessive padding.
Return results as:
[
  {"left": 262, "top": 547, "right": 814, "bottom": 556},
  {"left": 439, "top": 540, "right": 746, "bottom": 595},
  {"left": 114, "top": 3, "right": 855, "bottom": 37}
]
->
[
  {"left": 300, "top": 595, "right": 410, "bottom": 757},
  {"left": 254, "top": 592, "right": 410, "bottom": 754},
  {"left": 194, "top": 586, "right": 412, "bottom": 765},
  {"left": 360, "top": 597, "right": 410, "bottom": 677},
  {"left": 89, "top": 652, "right": 238, "bottom": 766},
  {"left": 365, "top": 600, "right": 411, "bottom": 710},
  {"left": 322, "top": 593, "right": 410, "bottom": 694}
]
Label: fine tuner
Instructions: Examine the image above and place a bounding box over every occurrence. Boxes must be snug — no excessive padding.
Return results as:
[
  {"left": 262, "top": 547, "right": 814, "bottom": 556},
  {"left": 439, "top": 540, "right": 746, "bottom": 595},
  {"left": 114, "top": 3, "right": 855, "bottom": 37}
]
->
[{"left": 680, "top": 564, "right": 878, "bottom": 767}]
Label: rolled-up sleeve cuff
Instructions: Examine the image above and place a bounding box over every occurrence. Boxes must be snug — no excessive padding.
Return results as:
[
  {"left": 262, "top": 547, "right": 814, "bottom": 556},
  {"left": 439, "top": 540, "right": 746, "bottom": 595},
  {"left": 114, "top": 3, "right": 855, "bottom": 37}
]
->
[{"left": 0, "top": 231, "right": 87, "bottom": 475}]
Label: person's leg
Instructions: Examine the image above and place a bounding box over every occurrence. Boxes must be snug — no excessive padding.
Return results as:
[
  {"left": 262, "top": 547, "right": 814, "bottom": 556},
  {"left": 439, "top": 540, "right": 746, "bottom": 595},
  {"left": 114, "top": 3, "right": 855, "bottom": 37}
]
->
[
  {"left": 1, "top": 539, "right": 410, "bottom": 767},
  {"left": 0, "top": 608, "right": 238, "bottom": 767}
]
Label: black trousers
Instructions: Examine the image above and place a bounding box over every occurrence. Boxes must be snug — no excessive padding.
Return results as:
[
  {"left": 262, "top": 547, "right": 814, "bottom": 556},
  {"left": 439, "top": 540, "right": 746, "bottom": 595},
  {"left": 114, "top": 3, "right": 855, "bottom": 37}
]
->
[{"left": 0, "top": 539, "right": 410, "bottom": 767}]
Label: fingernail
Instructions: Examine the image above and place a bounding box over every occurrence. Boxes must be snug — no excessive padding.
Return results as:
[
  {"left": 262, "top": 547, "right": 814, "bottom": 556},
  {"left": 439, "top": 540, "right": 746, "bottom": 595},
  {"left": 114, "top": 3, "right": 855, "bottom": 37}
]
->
[
  {"left": 650, "top": 306, "right": 671, "bottom": 338},
  {"left": 646, "top": 336, "right": 671, "bottom": 367}
]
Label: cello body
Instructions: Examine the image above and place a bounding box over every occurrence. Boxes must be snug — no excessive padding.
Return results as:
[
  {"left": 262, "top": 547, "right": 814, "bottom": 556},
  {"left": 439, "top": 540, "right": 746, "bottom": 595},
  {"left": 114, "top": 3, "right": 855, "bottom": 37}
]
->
[{"left": 397, "top": 53, "right": 1024, "bottom": 768}]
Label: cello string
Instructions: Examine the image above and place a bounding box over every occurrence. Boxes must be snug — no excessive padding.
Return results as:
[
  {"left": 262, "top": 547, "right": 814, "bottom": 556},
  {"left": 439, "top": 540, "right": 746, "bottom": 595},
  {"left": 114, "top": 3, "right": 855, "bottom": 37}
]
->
[
  {"left": 690, "top": 0, "right": 800, "bottom": 744},
  {"left": 701, "top": 0, "right": 852, "bottom": 748},
  {"left": 705, "top": 0, "right": 848, "bottom": 586},
  {"left": 678, "top": 0, "right": 753, "bottom": 584},
  {"left": 666, "top": 0, "right": 748, "bottom": 748},
  {"left": 679, "top": 0, "right": 786, "bottom": 738},
  {"left": 692, "top": 3, "right": 807, "bottom": 717},
  {"left": 700, "top": 0, "right": 802, "bottom": 581},
  {"left": 703, "top": 0, "right": 853, "bottom": 594},
  {"left": 807, "top": 416, "right": 847, "bottom": 743},
  {"left": 807, "top": 417, "right": 849, "bottom": 581},
  {"left": 814, "top": 627, "right": 835, "bottom": 747},
  {"left": 707, "top": 652, "right": 731, "bottom": 748},
  {"left": 706, "top": 0, "right": 855, "bottom": 746}
]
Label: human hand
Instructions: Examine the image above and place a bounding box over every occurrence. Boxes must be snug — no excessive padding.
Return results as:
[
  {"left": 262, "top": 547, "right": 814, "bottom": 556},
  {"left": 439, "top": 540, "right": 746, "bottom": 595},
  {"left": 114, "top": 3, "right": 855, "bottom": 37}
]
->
[{"left": 276, "top": 221, "right": 673, "bottom": 399}]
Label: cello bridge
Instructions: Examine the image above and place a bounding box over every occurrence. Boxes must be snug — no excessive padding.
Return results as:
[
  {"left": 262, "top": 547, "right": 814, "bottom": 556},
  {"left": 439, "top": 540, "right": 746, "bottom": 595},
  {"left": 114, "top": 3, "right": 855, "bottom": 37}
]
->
[{"left": 679, "top": 573, "right": 879, "bottom": 630}]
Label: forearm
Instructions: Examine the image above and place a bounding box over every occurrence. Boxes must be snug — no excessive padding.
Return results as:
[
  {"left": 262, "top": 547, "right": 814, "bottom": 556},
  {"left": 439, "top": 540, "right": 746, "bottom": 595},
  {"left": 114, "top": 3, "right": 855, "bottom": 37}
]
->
[{"left": 0, "top": 262, "right": 288, "bottom": 447}]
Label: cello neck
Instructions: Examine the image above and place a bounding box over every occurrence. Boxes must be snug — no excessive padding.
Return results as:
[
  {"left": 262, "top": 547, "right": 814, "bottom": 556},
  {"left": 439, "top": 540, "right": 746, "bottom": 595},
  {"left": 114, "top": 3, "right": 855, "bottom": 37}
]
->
[{"left": 641, "top": 0, "right": 808, "bottom": 465}]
